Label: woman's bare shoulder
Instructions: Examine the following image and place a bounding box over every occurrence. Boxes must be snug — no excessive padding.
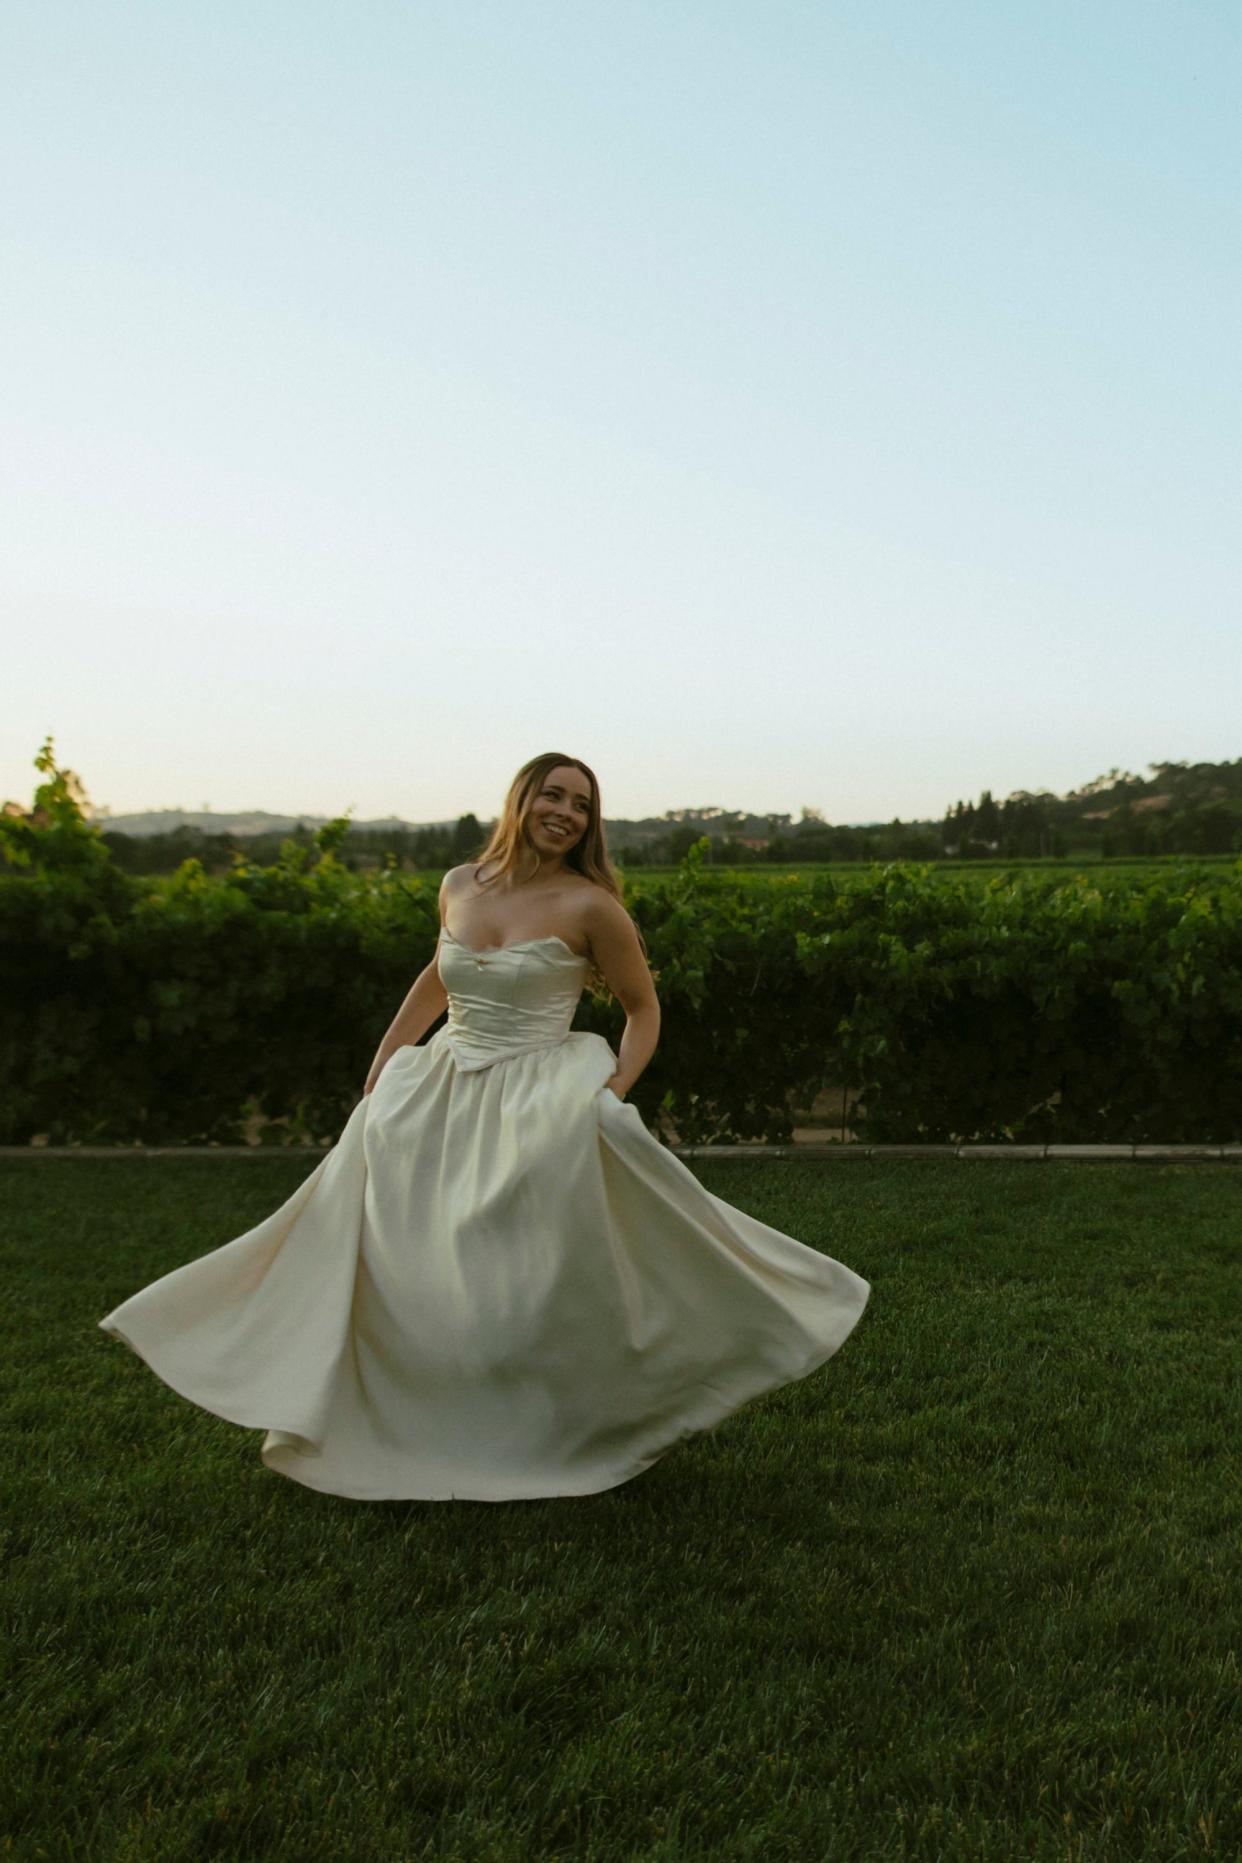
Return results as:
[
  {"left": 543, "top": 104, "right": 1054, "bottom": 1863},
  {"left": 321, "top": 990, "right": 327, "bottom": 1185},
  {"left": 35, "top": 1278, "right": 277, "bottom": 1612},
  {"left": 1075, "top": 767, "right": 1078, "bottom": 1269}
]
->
[
  {"left": 576, "top": 882, "right": 636, "bottom": 937},
  {"left": 442, "top": 862, "right": 482, "bottom": 896}
]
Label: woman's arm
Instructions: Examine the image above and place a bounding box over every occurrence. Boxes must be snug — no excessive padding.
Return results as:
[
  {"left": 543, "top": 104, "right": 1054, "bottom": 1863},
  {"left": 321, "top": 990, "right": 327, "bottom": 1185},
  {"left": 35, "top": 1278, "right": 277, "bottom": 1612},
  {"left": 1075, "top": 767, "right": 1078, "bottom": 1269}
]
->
[
  {"left": 363, "top": 877, "right": 452, "bottom": 1094},
  {"left": 585, "top": 894, "right": 661, "bottom": 1099},
  {"left": 363, "top": 959, "right": 449, "bottom": 1095}
]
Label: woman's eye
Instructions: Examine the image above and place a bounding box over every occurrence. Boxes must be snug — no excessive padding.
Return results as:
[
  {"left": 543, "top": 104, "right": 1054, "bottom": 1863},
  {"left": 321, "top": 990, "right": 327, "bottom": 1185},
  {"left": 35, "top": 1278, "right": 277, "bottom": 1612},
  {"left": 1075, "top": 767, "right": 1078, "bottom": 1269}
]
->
[{"left": 541, "top": 788, "right": 587, "bottom": 814}]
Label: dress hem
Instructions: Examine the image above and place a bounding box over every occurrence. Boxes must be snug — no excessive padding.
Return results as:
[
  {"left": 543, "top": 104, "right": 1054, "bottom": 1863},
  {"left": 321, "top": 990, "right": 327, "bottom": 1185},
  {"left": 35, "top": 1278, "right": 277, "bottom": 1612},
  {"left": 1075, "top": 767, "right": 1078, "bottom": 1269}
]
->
[{"left": 100, "top": 1298, "right": 868, "bottom": 1504}]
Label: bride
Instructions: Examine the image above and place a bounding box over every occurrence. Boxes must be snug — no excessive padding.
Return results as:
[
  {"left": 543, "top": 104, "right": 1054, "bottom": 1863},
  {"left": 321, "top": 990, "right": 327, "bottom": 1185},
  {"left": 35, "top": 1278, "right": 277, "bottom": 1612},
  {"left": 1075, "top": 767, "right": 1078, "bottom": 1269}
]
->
[{"left": 99, "top": 751, "right": 871, "bottom": 1502}]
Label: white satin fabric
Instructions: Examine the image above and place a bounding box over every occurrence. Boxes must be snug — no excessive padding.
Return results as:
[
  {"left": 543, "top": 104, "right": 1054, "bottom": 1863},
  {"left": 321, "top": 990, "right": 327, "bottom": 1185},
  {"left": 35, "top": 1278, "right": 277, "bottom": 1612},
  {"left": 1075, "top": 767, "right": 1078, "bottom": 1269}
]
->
[{"left": 99, "top": 931, "right": 871, "bottom": 1501}]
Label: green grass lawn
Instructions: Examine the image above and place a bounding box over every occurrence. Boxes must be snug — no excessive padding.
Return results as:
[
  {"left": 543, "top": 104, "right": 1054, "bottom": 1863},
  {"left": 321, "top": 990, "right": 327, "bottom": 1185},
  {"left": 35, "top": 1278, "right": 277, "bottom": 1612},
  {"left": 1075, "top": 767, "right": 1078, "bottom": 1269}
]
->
[{"left": 3, "top": 1159, "right": 1239, "bottom": 1861}]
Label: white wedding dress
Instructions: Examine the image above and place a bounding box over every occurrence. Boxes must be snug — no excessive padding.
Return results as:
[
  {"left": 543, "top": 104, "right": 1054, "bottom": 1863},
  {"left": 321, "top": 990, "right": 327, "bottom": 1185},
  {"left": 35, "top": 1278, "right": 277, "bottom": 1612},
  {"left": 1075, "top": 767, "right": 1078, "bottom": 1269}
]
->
[{"left": 99, "top": 930, "right": 871, "bottom": 1501}]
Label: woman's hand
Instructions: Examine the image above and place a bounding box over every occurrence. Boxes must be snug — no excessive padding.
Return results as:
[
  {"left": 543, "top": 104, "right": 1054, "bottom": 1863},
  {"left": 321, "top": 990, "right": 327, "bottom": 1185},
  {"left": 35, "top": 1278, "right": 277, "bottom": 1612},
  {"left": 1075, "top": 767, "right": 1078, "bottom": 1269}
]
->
[{"left": 604, "top": 1073, "right": 628, "bottom": 1100}]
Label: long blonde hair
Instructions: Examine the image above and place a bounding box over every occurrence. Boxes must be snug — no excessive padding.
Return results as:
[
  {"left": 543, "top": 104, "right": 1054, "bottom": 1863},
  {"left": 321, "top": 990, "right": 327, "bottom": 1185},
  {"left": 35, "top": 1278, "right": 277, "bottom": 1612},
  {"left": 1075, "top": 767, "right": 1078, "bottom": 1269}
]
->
[{"left": 472, "top": 751, "right": 639, "bottom": 995}]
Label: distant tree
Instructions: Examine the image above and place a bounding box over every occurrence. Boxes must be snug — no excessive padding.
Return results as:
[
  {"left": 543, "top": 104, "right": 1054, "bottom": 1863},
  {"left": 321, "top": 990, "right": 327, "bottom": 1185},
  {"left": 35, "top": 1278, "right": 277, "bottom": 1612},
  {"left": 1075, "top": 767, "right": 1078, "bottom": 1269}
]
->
[
  {"left": 975, "top": 789, "right": 1001, "bottom": 844},
  {"left": 664, "top": 825, "right": 706, "bottom": 862},
  {"left": 450, "top": 813, "right": 484, "bottom": 861},
  {"left": 1178, "top": 802, "right": 1238, "bottom": 855}
]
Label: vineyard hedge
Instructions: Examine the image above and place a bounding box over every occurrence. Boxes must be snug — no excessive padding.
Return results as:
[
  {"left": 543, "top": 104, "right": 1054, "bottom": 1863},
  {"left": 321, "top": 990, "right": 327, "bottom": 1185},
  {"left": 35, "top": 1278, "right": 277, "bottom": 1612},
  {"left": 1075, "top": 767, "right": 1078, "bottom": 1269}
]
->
[{"left": 3, "top": 761, "right": 1242, "bottom": 1145}]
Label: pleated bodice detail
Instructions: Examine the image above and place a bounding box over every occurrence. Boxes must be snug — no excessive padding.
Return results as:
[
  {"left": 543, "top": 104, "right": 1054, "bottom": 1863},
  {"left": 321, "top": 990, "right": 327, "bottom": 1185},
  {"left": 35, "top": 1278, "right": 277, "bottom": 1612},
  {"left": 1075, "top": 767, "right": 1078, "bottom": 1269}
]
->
[{"left": 437, "top": 930, "right": 589, "bottom": 1072}]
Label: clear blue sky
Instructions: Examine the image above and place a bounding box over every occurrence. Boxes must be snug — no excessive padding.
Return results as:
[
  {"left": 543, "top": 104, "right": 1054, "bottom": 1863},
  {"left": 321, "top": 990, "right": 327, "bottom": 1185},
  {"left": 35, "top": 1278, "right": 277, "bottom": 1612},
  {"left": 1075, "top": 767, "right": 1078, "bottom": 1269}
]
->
[{"left": 3, "top": 1, "right": 1237, "bottom": 825}]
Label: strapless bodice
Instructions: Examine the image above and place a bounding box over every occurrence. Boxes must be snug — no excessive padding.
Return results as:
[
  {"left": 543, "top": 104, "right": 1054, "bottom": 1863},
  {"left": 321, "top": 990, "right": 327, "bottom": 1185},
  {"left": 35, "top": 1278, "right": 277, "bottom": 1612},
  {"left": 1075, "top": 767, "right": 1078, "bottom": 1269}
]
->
[{"left": 435, "top": 930, "right": 589, "bottom": 1071}]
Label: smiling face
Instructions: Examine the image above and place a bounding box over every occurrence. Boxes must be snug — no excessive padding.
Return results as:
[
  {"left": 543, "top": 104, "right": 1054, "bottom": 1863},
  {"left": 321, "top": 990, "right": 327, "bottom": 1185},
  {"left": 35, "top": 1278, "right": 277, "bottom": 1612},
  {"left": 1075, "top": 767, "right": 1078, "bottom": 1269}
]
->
[{"left": 525, "top": 763, "right": 593, "bottom": 861}]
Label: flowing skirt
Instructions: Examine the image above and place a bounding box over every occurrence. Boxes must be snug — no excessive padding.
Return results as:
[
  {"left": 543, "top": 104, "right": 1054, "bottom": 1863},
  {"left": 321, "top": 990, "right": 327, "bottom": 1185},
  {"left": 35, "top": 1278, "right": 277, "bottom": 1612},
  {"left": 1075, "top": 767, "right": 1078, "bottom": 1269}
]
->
[{"left": 99, "top": 1030, "right": 871, "bottom": 1500}]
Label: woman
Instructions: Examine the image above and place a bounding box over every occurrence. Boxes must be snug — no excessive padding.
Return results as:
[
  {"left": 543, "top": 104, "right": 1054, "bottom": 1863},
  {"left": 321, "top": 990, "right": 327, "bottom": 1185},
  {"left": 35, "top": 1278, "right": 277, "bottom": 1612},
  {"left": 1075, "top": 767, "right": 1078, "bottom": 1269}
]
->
[{"left": 99, "top": 752, "right": 870, "bottom": 1501}]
